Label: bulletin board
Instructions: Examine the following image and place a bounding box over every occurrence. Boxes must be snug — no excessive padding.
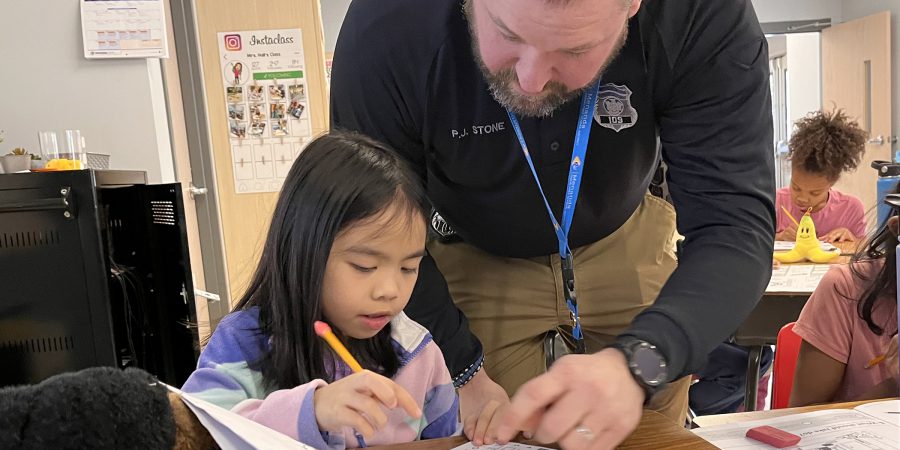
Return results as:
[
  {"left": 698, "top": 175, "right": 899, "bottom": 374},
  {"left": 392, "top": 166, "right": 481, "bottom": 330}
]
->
[{"left": 216, "top": 29, "right": 314, "bottom": 194}]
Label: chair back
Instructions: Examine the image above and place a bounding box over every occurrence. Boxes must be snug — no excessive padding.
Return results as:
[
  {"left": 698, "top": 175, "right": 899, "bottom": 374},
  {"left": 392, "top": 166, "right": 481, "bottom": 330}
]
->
[{"left": 772, "top": 322, "right": 802, "bottom": 409}]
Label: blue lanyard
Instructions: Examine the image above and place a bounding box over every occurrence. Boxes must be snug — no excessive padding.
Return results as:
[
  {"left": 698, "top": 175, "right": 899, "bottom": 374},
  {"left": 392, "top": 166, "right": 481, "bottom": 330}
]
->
[{"left": 505, "top": 80, "right": 600, "bottom": 347}]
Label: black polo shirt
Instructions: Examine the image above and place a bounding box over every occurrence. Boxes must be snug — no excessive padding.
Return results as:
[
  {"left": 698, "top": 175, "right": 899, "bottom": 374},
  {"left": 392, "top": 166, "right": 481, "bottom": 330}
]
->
[{"left": 331, "top": 0, "right": 775, "bottom": 383}]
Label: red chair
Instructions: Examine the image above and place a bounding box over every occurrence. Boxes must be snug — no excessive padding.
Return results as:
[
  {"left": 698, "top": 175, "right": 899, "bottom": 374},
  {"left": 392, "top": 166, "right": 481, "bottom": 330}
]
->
[{"left": 771, "top": 322, "right": 803, "bottom": 409}]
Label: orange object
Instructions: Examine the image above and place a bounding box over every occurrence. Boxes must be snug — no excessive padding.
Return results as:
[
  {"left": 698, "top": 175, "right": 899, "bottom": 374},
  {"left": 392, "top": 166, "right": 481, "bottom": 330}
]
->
[
  {"left": 865, "top": 354, "right": 886, "bottom": 369},
  {"left": 314, "top": 321, "right": 364, "bottom": 373},
  {"left": 44, "top": 158, "right": 83, "bottom": 171},
  {"left": 780, "top": 205, "right": 799, "bottom": 227}
]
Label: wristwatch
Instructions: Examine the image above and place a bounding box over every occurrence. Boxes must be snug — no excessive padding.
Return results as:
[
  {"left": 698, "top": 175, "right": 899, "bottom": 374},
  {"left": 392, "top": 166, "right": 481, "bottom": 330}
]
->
[{"left": 608, "top": 338, "right": 668, "bottom": 402}]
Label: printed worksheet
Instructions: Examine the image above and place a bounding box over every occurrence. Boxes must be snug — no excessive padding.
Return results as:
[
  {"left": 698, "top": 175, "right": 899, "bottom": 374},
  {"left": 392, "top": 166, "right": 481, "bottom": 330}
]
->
[
  {"left": 766, "top": 264, "right": 832, "bottom": 293},
  {"left": 451, "top": 443, "right": 554, "bottom": 450},
  {"left": 694, "top": 401, "right": 900, "bottom": 450}
]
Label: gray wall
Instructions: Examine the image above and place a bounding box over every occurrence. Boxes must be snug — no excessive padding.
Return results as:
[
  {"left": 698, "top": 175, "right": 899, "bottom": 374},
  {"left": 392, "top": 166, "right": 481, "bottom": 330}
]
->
[
  {"left": 321, "top": 0, "right": 352, "bottom": 53},
  {"left": 751, "top": 0, "right": 842, "bottom": 24},
  {"left": 841, "top": 0, "right": 900, "bottom": 159},
  {"left": 0, "top": 1, "right": 171, "bottom": 182}
]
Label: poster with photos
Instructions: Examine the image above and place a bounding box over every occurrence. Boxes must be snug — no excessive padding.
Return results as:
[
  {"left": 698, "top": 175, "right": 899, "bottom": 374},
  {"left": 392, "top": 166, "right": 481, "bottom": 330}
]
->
[{"left": 217, "top": 28, "right": 313, "bottom": 194}]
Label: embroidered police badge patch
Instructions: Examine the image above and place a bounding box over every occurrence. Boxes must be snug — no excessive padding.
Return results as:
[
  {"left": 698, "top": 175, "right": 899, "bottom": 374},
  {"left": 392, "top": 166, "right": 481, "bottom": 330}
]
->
[{"left": 595, "top": 83, "right": 638, "bottom": 132}]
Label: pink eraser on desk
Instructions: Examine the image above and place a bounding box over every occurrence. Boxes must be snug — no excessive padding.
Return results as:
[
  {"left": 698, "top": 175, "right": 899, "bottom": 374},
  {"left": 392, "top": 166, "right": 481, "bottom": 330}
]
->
[{"left": 746, "top": 425, "right": 801, "bottom": 448}]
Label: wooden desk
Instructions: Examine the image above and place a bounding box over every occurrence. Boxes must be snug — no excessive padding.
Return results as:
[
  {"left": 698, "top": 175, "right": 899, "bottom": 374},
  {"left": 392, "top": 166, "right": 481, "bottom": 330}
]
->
[
  {"left": 370, "top": 410, "right": 716, "bottom": 449},
  {"left": 692, "top": 398, "right": 896, "bottom": 428},
  {"left": 732, "top": 242, "right": 858, "bottom": 411}
]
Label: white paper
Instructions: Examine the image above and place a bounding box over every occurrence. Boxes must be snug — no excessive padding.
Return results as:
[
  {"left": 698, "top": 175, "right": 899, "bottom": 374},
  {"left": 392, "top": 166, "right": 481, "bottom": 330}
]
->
[
  {"left": 451, "top": 443, "right": 554, "bottom": 450},
  {"left": 81, "top": 0, "right": 169, "bottom": 58},
  {"left": 854, "top": 400, "right": 900, "bottom": 427},
  {"left": 166, "top": 386, "right": 315, "bottom": 450},
  {"left": 693, "top": 408, "right": 900, "bottom": 450},
  {"left": 766, "top": 264, "right": 832, "bottom": 293},
  {"left": 774, "top": 240, "right": 839, "bottom": 252}
]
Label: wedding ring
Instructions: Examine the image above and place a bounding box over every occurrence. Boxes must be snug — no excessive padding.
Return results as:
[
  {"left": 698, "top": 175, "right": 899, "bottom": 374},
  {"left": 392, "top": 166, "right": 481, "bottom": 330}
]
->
[{"left": 575, "top": 426, "right": 595, "bottom": 440}]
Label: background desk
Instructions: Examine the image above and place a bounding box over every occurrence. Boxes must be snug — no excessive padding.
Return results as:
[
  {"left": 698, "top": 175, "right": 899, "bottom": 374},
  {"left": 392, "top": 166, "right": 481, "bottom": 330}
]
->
[
  {"left": 732, "top": 292, "right": 810, "bottom": 411},
  {"left": 693, "top": 398, "right": 896, "bottom": 428},
  {"left": 732, "top": 242, "right": 857, "bottom": 411},
  {"left": 370, "top": 410, "right": 715, "bottom": 449}
]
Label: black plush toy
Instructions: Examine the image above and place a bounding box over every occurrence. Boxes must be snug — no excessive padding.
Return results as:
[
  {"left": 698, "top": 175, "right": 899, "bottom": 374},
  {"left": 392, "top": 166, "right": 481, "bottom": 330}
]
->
[{"left": 0, "top": 367, "right": 216, "bottom": 450}]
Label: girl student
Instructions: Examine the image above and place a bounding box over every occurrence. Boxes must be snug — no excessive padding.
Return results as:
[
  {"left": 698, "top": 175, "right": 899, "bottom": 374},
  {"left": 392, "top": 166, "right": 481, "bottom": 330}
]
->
[
  {"left": 182, "top": 131, "right": 459, "bottom": 448},
  {"left": 776, "top": 109, "right": 867, "bottom": 243}
]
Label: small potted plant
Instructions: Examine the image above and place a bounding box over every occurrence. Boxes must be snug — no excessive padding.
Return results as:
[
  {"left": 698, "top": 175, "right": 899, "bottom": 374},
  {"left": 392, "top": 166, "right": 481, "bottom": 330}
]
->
[
  {"left": 1, "top": 147, "right": 33, "bottom": 173},
  {"left": 30, "top": 152, "right": 44, "bottom": 170}
]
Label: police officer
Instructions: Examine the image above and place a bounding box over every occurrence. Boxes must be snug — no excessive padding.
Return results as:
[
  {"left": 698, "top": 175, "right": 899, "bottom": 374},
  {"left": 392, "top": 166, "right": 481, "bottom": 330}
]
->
[{"left": 331, "top": 0, "right": 774, "bottom": 448}]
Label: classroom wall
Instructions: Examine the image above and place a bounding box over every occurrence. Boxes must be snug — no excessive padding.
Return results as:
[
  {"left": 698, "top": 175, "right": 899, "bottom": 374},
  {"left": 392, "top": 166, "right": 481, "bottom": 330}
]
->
[
  {"left": 786, "top": 33, "right": 822, "bottom": 127},
  {"left": 841, "top": 1, "right": 900, "bottom": 160},
  {"left": 750, "top": 0, "right": 842, "bottom": 24},
  {"left": 768, "top": 35, "right": 786, "bottom": 59},
  {"left": 0, "top": 1, "right": 175, "bottom": 183},
  {"left": 320, "top": 0, "right": 351, "bottom": 53}
]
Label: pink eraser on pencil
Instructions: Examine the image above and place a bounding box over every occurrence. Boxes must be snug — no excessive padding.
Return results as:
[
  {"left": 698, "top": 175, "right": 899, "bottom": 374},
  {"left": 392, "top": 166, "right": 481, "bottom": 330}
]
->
[
  {"left": 313, "top": 321, "right": 331, "bottom": 337},
  {"left": 746, "top": 425, "right": 801, "bottom": 448}
]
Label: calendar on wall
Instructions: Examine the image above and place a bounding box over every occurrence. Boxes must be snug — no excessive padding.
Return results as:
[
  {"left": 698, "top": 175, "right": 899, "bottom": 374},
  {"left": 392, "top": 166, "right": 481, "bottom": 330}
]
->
[{"left": 81, "top": 0, "right": 169, "bottom": 59}]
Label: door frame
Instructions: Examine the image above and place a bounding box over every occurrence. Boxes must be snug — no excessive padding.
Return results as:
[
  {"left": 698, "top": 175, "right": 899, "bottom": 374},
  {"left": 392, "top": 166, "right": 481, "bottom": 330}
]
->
[{"left": 166, "top": 0, "right": 232, "bottom": 330}]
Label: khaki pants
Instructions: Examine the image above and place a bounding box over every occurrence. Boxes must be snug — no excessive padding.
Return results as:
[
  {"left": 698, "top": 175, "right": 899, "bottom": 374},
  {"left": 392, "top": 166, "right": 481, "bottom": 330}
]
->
[{"left": 429, "top": 194, "right": 690, "bottom": 424}]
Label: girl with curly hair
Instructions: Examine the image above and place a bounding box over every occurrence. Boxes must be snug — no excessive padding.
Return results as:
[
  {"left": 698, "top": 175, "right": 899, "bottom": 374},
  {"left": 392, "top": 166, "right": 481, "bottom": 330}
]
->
[{"left": 776, "top": 109, "right": 868, "bottom": 243}]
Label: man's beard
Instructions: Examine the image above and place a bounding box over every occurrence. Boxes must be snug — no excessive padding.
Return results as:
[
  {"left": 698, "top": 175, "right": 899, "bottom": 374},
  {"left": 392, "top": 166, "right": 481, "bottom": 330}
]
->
[{"left": 464, "top": 1, "right": 628, "bottom": 118}]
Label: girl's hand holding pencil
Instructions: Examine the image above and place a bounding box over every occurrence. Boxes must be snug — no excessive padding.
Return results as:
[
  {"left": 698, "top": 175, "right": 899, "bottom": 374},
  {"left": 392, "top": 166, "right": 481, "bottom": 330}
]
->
[
  {"left": 313, "top": 370, "right": 422, "bottom": 441},
  {"left": 777, "top": 205, "right": 799, "bottom": 242},
  {"left": 312, "top": 321, "right": 422, "bottom": 442}
]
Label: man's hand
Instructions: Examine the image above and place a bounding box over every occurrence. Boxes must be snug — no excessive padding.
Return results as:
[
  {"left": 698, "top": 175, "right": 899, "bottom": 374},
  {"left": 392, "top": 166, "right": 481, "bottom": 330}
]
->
[
  {"left": 495, "top": 349, "right": 644, "bottom": 450},
  {"left": 457, "top": 369, "right": 511, "bottom": 446}
]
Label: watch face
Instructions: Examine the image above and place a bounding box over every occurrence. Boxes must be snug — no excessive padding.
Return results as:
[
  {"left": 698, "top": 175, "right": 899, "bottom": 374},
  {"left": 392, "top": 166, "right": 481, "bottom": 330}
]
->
[{"left": 633, "top": 344, "right": 667, "bottom": 386}]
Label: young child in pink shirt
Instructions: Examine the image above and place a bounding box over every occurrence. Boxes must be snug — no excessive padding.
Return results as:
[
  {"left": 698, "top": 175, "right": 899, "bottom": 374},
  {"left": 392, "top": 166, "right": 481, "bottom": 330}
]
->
[
  {"left": 790, "top": 216, "right": 899, "bottom": 406},
  {"left": 776, "top": 109, "right": 868, "bottom": 243},
  {"left": 691, "top": 111, "right": 869, "bottom": 415}
]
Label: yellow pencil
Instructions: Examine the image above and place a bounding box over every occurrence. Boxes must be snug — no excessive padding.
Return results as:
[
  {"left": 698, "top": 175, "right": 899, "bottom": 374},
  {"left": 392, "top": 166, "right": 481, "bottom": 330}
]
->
[
  {"left": 865, "top": 354, "right": 886, "bottom": 369},
  {"left": 780, "top": 205, "right": 800, "bottom": 227},
  {"left": 314, "top": 321, "right": 364, "bottom": 372}
]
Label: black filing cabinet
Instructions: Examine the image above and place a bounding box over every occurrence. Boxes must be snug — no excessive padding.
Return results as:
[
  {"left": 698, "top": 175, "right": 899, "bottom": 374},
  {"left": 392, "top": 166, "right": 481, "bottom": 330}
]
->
[{"left": 0, "top": 170, "right": 198, "bottom": 387}]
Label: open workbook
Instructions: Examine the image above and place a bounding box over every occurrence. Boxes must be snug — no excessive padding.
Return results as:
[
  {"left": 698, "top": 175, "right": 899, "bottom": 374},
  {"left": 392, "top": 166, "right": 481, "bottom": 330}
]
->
[
  {"left": 168, "top": 385, "right": 552, "bottom": 450},
  {"left": 167, "top": 386, "right": 316, "bottom": 450},
  {"left": 693, "top": 400, "right": 900, "bottom": 449}
]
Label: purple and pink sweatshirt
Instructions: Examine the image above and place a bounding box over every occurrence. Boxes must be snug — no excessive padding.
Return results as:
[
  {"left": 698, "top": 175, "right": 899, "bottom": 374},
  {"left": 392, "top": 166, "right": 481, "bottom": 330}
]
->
[{"left": 181, "top": 308, "right": 460, "bottom": 448}]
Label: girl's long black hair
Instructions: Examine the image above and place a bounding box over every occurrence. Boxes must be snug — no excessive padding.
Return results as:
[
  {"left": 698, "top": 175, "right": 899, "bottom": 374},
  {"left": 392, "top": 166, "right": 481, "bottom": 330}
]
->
[
  {"left": 232, "top": 131, "right": 429, "bottom": 390},
  {"left": 849, "top": 207, "right": 899, "bottom": 336}
]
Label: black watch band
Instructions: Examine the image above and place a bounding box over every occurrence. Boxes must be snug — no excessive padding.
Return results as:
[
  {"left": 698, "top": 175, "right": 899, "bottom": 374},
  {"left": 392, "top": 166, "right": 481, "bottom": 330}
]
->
[{"left": 607, "top": 338, "right": 669, "bottom": 403}]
